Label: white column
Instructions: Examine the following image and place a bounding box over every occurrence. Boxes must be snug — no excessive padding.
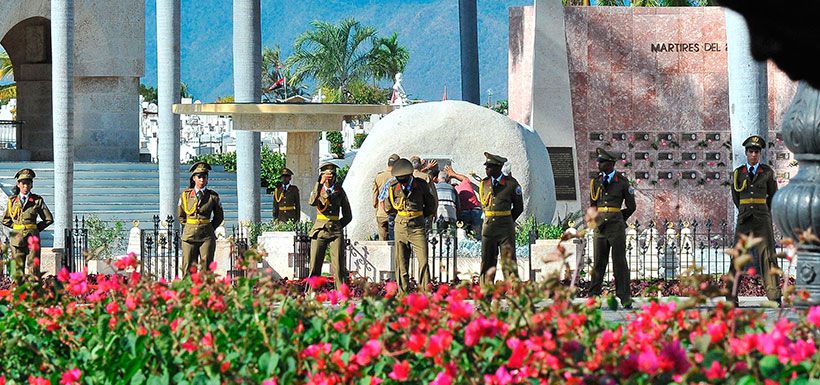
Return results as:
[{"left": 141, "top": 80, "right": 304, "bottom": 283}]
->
[
  {"left": 233, "top": 0, "right": 262, "bottom": 225},
  {"left": 726, "top": 8, "right": 769, "bottom": 168},
  {"left": 157, "top": 0, "right": 181, "bottom": 223},
  {"left": 286, "top": 132, "right": 320, "bottom": 221},
  {"left": 51, "top": 0, "right": 74, "bottom": 248}
]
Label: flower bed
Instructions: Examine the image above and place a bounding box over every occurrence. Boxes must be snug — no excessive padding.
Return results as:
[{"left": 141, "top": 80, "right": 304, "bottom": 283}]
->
[{"left": 0, "top": 253, "right": 819, "bottom": 384}]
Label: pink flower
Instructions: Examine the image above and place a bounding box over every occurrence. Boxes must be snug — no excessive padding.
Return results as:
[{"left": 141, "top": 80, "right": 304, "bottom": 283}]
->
[
  {"left": 355, "top": 339, "right": 382, "bottom": 366},
  {"left": 306, "top": 276, "right": 329, "bottom": 290},
  {"left": 181, "top": 338, "right": 197, "bottom": 352},
  {"left": 446, "top": 299, "right": 474, "bottom": 322},
  {"left": 426, "top": 329, "right": 453, "bottom": 358},
  {"left": 57, "top": 267, "right": 70, "bottom": 283},
  {"left": 262, "top": 379, "right": 279, "bottom": 385},
  {"left": 403, "top": 293, "right": 429, "bottom": 315},
  {"left": 27, "top": 235, "right": 40, "bottom": 252},
  {"left": 384, "top": 281, "right": 398, "bottom": 298},
  {"left": 704, "top": 361, "right": 727, "bottom": 380},
  {"left": 707, "top": 321, "right": 728, "bottom": 343},
  {"left": 484, "top": 366, "right": 514, "bottom": 385},
  {"left": 369, "top": 377, "right": 383, "bottom": 385},
  {"left": 209, "top": 261, "right": 218, "bottom": 271},
  {"left": 201, "top": 332, "right": 214, "bottom": 348},
  {"left": 807, "top": 306, "right": 820, "bottom": 327},
  {"left": 60, "top": 368, "right": 82, "bottom": 385},
  {"left": 28, "top": 377, "right": 50, "bottom": 385},
  {"left": 105, "top": 301, "right": 119, "bottom": 315},
  {"left": 113, "top": 253, "right": 138, "bottom": 270},
  {"left": 430, "top": 371, "right": 453, "bottom": 385},
  {"left": 67, "top": 269, "right": 89, "bottom": 296},
  {"left": 506, "top": 337, "right": 529, "bottom": 369},
  {"left": 389, "top": 360, "right": 410, "bottom": 381},
  {"left": 0, "top": 375, "right": 5, "bottom": 385},
  {"left": 637, "top": 347, "right": 659, "bottom": 374}
]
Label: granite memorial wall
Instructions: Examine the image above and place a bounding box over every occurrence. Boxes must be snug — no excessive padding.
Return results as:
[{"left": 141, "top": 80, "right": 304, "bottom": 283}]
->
[{"left": 509, "top": 6, "right": 798, "bottom": 228}]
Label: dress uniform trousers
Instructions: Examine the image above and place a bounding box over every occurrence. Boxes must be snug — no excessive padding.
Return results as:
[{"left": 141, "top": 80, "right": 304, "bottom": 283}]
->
[
  {"left": 394, "top": 221, "right": 429, "bottom": 293},
  {"left": 590, "top": 220, "right": 632, "bottom": 305},
  {"left": 480, "top": 216, "right": 518, "bottom": 287},
  {"left": 308, "top": 228, "right": 347, "bottom": 289},
  {"left": 728, "top": 214, "right": 782, "bottom": 302},
  {"left": 181, "top": 224, "right": 217, "bottom": 274}
]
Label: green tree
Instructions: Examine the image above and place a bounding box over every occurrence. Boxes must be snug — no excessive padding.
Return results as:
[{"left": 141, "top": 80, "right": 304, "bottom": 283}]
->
[
  {"left": 287, "top": 18, "right": 378, "bottom": 102},
  {"left": 139, "top": 83, "right": 158, "bottom": 104},
  {"left": 261, "top": 46, "right": 308, "bottom": 102},
  {"left": 370, "top": 32, "right": 409, "bottom": 83},
  {"left": 180, "top": 81, "right": 192, "bottom": 99},
  {"left": 1, "top": 50, "right": 16, "bottom": 104}
]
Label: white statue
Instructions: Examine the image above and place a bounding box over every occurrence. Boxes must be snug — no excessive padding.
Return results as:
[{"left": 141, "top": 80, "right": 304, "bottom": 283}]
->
[{"left": 390, "top": 72, "right": 408, "bottom": 106}]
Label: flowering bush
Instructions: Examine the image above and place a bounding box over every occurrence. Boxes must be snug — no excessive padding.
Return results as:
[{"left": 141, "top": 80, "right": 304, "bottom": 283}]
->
[{"left": 0, "top": 248, "right": 819, "bottom": 385}]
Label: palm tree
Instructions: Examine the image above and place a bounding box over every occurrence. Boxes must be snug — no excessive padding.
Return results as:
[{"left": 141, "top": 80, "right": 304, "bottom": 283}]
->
[
  {"left": 287, "top": 18, "right": 378, "bottom": 102},
  {"left": 370, "top": 32, "right": 409, "bottom": 84},
  {"left": 0, "top": 50, "right": 17, "bottom": 103}
]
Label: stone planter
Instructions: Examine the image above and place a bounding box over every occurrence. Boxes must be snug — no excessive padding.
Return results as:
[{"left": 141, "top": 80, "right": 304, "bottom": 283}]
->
[
  {"left": 347, "top": 240, "right": 394, "bottom": 282},
  {"left": 529, "top": 239, "right": 580, "bottom": 281},
  {"left": 257, "top": 231, "right": 298, "bottom": 279}
]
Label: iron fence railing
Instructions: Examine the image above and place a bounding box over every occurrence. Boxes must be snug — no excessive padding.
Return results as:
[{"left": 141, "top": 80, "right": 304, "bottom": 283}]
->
[
  {"left": 577, "top": 219, "right": 795, "bottom": 282},
  {"left": 63, "top": 216, "right": 89, "bottom": 272},
  {"left": 0, "top": 120, "right": 22, "bottom": 149},
  {"left": 140, "top": 215, "right": 180, "bottom": 281}
]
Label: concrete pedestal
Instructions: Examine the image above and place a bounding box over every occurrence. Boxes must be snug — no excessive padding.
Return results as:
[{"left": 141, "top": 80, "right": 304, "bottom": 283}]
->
[{"left": 286, "top": 132, "right": 319, "bottom": 221}]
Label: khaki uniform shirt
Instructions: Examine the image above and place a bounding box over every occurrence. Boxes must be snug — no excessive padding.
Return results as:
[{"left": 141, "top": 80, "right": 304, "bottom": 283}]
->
[
  {"left": 372, "top": 170, "right": 392, "bottom": 219},
  {"left": 384, "top": 178, "right": 437, "bottom": 229},
  {"left": 2, "top": 194, "right": 54, "bottom": 247},
  {"left": 178, "top": 188, "right": 224, "bottom": 242},
  {"left": 309, "top": 183, "right": 352, "bottom": 237},
  {"left": 589, "top": 171, "right": 636, "bottom": 227},
  {"left": 273, "top": 184, "right": 301, "bottom": 223},
  {"left": 478, "top": 175, "right": 524, "bottom": 234},
  {"left": 732, "top": 163, "right": 777, "bottom": 224}
]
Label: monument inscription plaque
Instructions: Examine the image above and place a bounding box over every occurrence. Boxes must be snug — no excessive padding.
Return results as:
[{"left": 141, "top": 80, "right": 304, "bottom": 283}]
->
[{"left": 546, "top": 147, "right": 578, "bottom": 201}]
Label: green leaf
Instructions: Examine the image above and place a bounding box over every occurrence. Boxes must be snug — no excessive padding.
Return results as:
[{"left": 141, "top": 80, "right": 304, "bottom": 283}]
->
[
  {"left": 759, "top": 355, "right": 783, "bottom": 379},
  {"left": 147, "top": 372, "right": 170, "bottom": 385},
  {"left": 129, "top": 370, "right": 146, "bottom": 385},
  {"left": 736, "top": 375, "right": 757, "bottom": 385},
  {"left": 693, "top": 334, "right": 711, "bottom": 353}
]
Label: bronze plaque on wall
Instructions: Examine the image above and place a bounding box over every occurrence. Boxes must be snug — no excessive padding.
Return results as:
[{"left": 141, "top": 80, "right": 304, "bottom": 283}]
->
[{"left": 547, "top": 147, "right": 578, "bottom": 201}]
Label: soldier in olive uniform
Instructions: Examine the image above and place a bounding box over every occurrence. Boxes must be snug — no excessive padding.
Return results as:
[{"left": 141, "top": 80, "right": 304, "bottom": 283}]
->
[
  {"left": 727, "top": 135, "right": 781, "bottom": 305},
  {"left": 383, "top": 158, "right": 437, "bottom": 293},
  {"left": 372, "top": 154, "right": 400, "bottom": 240},
  {"left": 308, "top": 162, "right": 353, "bottom": 289},
  {"left": 2, "top": 168, "right": 53, "bottom": 281},
  {"left": 589, "top": 148, "right": 636, "bottom": 308},
  {"left": 478, "top": 152, "right": 524, "bottom": 287},
  {"left": 178, "top": 161, "right": 224, "bottom": 275},
  {"left": 273, "top": 168, "right": 301, "bottom": 223}
]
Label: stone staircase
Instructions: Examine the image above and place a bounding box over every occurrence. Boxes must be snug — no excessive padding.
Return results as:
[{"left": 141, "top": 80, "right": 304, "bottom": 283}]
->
[{"left": 0, "top": 162, "right": 274, "bottom": 247}]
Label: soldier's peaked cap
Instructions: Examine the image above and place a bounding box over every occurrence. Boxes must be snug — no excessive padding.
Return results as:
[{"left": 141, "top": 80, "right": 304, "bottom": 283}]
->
[
  {"left": 483, "top": 152, "right": 507, "bottom": 166},
  {"left": 391, "top": 158, "right": 414, "bottom": 177},
  {"left": 318, "top": 162, "right": 338, "bottom": 173},
  {"left": 281, "top": 167, "right": 294, "bottom": 176},
  {"left": 743, "top": 135, "right": 766, "bottom": 149},
  {"left": 15, "top": 168, "right": 36, "bottom": 181},
  {"left": 596, "top": 147, "right": 618, "bottom": 162},
  {"left": 189, "top": 161, "right": 212, "bottom": 174}
]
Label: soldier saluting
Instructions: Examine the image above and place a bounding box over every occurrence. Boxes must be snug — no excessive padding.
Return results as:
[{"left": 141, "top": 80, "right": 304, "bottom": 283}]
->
[
  {"left": 727, "top": 135, "right": 781, "bottom": 306},
  {"left": 588, "top": 148, "right": 636, "bottom": 309},
  {"left": 273, "top": 167, "right": 300, "bottom": 224},
  {"left": 178, "top": 161, "right": 224, "bottom": 275},
  {"left": 478, "top": 152, "right": 524, "bottom": 287},
  {"left": 2, "top": 168, "right": 53, "bottom": 282},
  {"left": 307, "top": 162, "right": 352, "bottom": 289}
]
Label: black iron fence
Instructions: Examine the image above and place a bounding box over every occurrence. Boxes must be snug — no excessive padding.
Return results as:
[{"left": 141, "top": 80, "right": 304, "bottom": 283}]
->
[
  {"left": 140, "top": 215, "right": 180, "bottom": 281},
  {"left": 229, "top": 225, "right": 248, "bottom": 279},
  {"left": 291, "top": 222, "right": 311, "bottom": 279},
  {"left": 63, "top": 216, "right": 89, "bottom": 272},
  {"left": 0, "top": 120, "right": 22, "bottom": 149},
  {"left": 1, "top": 235, "right": 9, "bottom": 279},
  {"left": 577, "top": 219, "right": 795, "bottom": 282}
]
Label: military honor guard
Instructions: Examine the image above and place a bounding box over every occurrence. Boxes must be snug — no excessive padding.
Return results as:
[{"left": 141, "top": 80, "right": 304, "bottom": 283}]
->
[
  {"left": 478, "top": 152, "right": 524, "bottom": 287},
  {"left": 308, "top": 162, "right": 353, "bottom": 289},
  {"left": 383, "top": 158, "right": 437, "bottom": 293},
  {"left": 372, "top": 154, "right": 400, "bottom": 240},
  {"left": 588, "top": 148, "right": 636, "bottom": 308},
  {"left": 727, "top": 135, "right": 782, "bottom": 305},
  {"left": 2, "top": 168, "right": 53, "bottom": 281},
  {"left": 273, "top": 167, "right": 301, "bottom": 223},
  {"left": 178, "top": 161, "right": 224, "bottom": 275}
]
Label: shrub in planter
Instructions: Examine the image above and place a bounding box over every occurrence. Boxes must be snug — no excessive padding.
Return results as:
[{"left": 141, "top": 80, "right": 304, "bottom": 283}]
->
[{"left": 353, "top": 133, "right": 368, "bottom": 149}]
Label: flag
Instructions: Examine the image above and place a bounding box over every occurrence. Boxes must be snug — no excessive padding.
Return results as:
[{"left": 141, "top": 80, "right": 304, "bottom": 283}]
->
[
  {"left": 442, "top": 85, "right": 448, "bottom": 101},
  {"left": 267, "top": 77, "right": 285, "bottom": 92}
]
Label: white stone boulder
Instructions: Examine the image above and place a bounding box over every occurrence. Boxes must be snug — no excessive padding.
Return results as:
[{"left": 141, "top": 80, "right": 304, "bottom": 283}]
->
[{"left": 343, "top": 100, "right": 556, "bottom": 240}]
